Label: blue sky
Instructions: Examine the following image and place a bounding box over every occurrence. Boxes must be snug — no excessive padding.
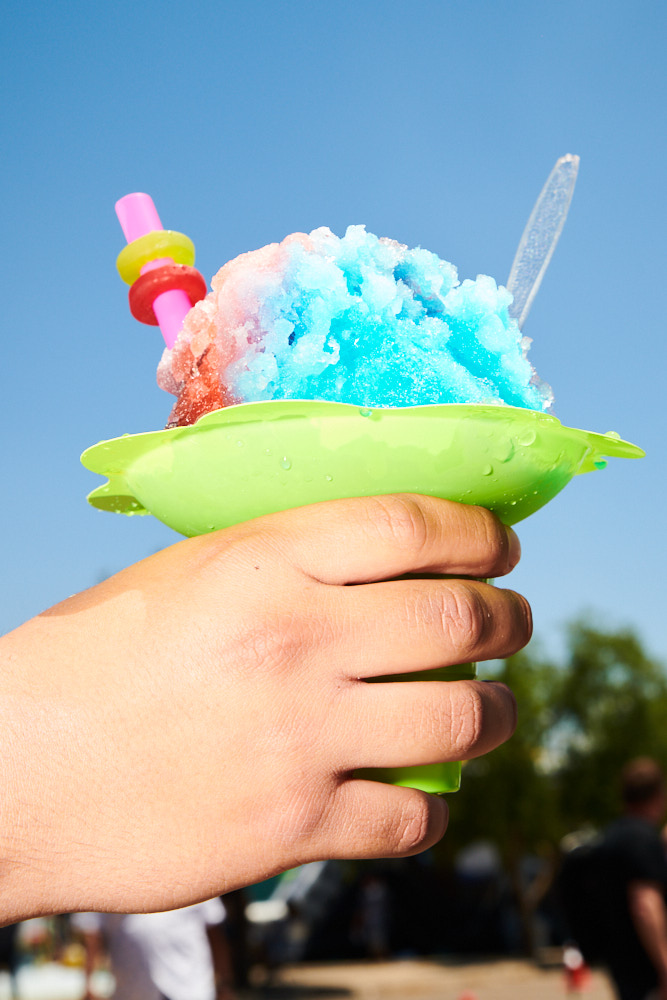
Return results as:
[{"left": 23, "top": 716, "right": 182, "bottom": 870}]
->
[{"left": 2, "top": 0, "right": 665, "bottom": 663}]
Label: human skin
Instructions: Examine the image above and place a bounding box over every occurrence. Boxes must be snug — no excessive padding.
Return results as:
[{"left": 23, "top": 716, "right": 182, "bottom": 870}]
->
[{"left": 0, "top": 494, "right": 529, "bottom": 925}]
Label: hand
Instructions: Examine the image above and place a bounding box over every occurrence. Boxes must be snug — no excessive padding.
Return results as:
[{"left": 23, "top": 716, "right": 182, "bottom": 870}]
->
[{"left": 0, "top": 494, "right": 529, "bottom": 920}]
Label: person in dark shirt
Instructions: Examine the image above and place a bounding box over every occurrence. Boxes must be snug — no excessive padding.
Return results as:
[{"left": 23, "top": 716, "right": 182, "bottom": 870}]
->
[{"left": 599, "top": 758, "right": 667, "bottom": 1000}]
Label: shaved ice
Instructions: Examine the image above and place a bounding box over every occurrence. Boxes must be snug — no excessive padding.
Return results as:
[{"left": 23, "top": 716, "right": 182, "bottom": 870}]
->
[{"left": 157, "top": 225, "right": 552, "bottom": 428}]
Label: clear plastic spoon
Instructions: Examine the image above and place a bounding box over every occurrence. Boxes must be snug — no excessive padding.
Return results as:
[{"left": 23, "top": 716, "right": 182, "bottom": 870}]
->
[{"left": 507, "top": 153, "right": 580, "bottom": 329}]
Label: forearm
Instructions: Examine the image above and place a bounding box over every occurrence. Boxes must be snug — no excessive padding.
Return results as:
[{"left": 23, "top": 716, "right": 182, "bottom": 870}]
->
[
  {"left": 1, "top": 627, "right": 63, "bottom": 922},
  {"left": 629, "top": 882, "right": 667, "bottom": 982},
  {"left": 0, "top": 608, "right": 141, "bottom": 923}
]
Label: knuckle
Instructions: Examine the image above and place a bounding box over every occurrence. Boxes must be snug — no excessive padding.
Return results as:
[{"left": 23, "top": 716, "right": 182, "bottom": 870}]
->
[
  {"left": 361, "top": 495, "right": 430, "bottom": 552},
  {"left": 477, "top": 508, "right": 511, "bottom": 569},
  {"left": 394, "top": 796, "right": 432, "bottom": 854},
  {"left": 231, "top": 616, "right": 295, "bottom": 672},
  {"left": 441, "top": 582, "right": 490, "bottom": 658},
  {"left": 448, "top": 684, "right": 485, "bottom": 756},
  {"left": 229, "top": 606, "right": 326, "bottom": 674}
]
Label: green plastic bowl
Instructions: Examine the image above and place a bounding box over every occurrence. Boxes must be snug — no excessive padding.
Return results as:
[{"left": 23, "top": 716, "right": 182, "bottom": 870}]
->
[
  {"left": 82, "top": 401, "right": 642, "bottom": 533},
  {"left": 82, "top": 401, "right": 643, "bottom": 793}
]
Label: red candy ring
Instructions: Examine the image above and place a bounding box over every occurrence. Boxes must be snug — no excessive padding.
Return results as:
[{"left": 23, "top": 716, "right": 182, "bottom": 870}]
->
[{"left": 129, "top": 264, "right": 208, "bottom": 326}]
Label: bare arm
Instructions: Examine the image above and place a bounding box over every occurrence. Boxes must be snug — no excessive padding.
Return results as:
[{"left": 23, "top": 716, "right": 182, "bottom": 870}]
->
[
  {"left": 0, "top": 495, "right": 528, "bottom": 924},
  {"left": 628, "top": 881, "right": 667, "bottom": 994}
]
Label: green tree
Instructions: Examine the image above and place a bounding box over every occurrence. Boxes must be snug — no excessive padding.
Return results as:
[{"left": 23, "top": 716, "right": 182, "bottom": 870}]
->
[
  {"left": 438, "top": 621, "right": 667, "bottom": 955},
  {"left": 554, "top": 621, "right": 667, "bottom": 829},
  {"left": 442, "top": 646, "right": 562, "bottom": 953}
]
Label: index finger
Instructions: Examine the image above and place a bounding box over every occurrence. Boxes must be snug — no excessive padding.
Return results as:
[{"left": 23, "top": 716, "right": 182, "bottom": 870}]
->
[{"left": 259, "top": 494, "right": 520, "bottom": 584}]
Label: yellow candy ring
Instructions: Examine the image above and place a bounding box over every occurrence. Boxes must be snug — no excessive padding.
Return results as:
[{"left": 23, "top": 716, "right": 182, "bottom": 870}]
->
[
  {"left": 116, "top": 230, "right": 195, "bottom": 285},
  {"left": 129, "top": 264, "right": 208, "bottom": 325}
]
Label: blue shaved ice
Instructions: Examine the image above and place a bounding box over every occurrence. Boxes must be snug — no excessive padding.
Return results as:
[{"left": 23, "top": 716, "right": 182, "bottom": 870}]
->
[{"left": 158, "top": 226, "right": 553, "bottom": 426}]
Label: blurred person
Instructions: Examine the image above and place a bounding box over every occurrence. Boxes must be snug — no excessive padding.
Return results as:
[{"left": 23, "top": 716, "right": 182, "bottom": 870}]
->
[
  {"left": 350, "top": 873, "right": 391, "bottom": 959},
  {"left": 0, "top": 922, "right": 20, "bottom": 999},
  {"left": 217, "top": 892, "right": 249, "bottom": 990},
  {"left": 73, "top": 900, "right": 235, "bottom": 1000},
  {"left": 0, "top": 496, "right": 525, "bottom": 924},
  {"left": 596, "top": 758, "right": 667, "bottom": 1000}
]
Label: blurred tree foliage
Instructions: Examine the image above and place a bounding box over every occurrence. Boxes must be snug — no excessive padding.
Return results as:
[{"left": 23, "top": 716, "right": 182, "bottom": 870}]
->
[
  {"left": 554, "top": 622, "right": 667, "bottom": 825},
  {"left": 445, "top": 621, "right": 667, "bottom": 849},
  {"left": 435, "top": 620, "right": 667, "bottom": 952}
]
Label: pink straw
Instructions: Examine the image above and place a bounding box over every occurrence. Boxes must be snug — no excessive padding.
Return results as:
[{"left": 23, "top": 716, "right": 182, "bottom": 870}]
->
[{"left": 115, "top": 192, "right": 193, "bottom": 349}]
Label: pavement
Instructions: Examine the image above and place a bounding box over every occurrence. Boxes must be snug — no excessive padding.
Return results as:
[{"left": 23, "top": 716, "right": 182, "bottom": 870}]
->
[
  {"left": 0, "top": 956, "right": 616, "bottom": 1000},
  {"left": 264, "top": 957, "right": 616, "bottom": 1000}
]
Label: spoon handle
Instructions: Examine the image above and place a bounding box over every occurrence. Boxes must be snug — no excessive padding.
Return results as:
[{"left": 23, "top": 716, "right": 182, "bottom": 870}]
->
[{"left": 507, "top": 153, "right": 580, "bottom": 329}]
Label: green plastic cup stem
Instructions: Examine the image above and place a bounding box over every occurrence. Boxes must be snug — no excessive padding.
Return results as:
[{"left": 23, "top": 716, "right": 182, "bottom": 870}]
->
[{"left": 82, "top": 401, "right": 643, "bottom": 794}]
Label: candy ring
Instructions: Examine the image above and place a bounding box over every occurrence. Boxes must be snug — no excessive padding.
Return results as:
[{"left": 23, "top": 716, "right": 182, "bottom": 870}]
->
[
  {"left": 129, "top": 264, "right": 208, "bottom": 325},
  {"left": 116, "top": 230, "right": 196, "bottom": 285}
]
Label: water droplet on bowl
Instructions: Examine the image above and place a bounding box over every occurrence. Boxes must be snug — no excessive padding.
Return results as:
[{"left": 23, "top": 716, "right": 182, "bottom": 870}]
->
[
  {"left": 281, "top": 456, "right": 292, "bottom": 470},
  {"left": 518, "top": 428, "right": 537, "bottom": 446},
  {"left": 325, "top": 474, "right": 333, "bottom": 482},
  {"left": 604, "top": 431, "right": 621, "bottom": 440},
  {"left": 359, "top": 407, "right": 373, "bottom": 418},
  {"left": 236, "top": 440, "right": 244, "bottom": 448},
  {"left": 495, "top": 440, "right": 515, "bottom": 463},
  {"left": 594, "top": 459, "right": 608, "bottom": 470},
  {"left": 482, "top": 464, "right": 493, "bottom": 476}
]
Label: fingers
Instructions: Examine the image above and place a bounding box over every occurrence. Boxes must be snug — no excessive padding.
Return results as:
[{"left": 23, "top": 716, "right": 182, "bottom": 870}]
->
[
  {"left": 331, "top": 578, "right": 532, "bottom": 677},
  {"left": 309, "top": 679, "right": 513, "bottom": 861},
  {"left": 315, "top": 780, "right": 449, "bottom": 860},
  {"left": 258, "top": 494, "right": 520, "bottom": 584},
  {"left": 331, "top": 679, "right": 517, "bottom": 769}
]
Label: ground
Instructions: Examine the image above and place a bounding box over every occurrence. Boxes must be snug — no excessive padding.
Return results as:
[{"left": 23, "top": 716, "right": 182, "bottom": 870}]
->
[
  {"left": 0, "top": 956, "right": 617, "bottom": 1000},
  {"left": 267, "top": 956, "right": 616, "bottom": 1000}
]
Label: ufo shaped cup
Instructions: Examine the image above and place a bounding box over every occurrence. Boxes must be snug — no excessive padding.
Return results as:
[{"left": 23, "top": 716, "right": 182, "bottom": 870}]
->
[{"left": 82, "top": 400, "right": 643, "bottom": 793}]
